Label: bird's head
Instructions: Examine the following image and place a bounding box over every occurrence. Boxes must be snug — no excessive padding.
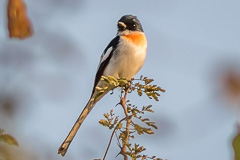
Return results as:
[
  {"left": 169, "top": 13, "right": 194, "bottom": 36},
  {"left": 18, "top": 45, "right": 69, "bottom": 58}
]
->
[{"left": 117, "top": 15, "right": 144, "bottom": 33}]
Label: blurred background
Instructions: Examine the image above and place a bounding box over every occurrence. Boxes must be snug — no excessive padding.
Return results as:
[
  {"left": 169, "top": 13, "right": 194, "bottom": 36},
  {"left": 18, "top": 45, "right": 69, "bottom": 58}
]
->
[{"left": 1, "top": 0, "right": 240, "bottom": 159}]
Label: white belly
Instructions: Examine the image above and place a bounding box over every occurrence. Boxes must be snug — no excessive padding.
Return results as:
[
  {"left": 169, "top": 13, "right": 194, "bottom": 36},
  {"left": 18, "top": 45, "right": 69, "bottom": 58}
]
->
[{"left": 103, "top": 37, "right": 147, "bottom": 80}]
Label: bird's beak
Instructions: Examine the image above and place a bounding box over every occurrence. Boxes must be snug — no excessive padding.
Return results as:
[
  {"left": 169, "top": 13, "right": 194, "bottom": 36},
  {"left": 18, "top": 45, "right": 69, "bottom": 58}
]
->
[{"left": 118, "top": 22, "right": 126, "bottom": 30}]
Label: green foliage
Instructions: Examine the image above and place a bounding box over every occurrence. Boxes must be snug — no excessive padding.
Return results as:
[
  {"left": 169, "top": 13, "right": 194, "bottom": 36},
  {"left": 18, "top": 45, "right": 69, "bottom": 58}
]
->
[
  {"left": 97, "top": 76, "right": 165, "bottom": 101},
  {"left": 0, "top": 129, "right": 19, "bottom": 146},
  {"left": 99, "top": 76, "right": 165, "bottom": 160},
  {"left": 95, "top": 76, "right": 128, "bottom": 99},
  {"left": 233, "top": 131, "right": 240, "bottom": 160},
  {"left": 131, "top": 76, "right": 165, "bottom": 101},
  {"left": 99, "top": 110, "right": 122, "bottom": 130},
  {"left": 101, "top": 76, "right": 129, "bottom": 88}
]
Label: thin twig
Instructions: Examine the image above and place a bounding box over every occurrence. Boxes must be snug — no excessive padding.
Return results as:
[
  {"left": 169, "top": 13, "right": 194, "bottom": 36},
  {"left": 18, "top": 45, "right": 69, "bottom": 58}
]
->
[
  {"left": 103, "top": 117, "right": 126, "bottom": 160},
  {"left": 115, "top": 131, "right": 121, "bottom": 148},
  {"left": 104, "top": 82, "right": 132, "bottom": 160}
]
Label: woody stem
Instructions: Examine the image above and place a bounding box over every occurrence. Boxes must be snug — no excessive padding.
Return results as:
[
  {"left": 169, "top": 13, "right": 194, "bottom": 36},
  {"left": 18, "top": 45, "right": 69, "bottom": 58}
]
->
[{"left": 120, "top": 87, "right": 131, "bottom": 160}]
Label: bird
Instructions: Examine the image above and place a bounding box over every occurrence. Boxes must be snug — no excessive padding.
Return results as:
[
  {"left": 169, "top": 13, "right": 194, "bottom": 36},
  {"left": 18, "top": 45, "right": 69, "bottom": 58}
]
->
[{"left": 58, "top": 14, "right": 147, "bottom": 156}]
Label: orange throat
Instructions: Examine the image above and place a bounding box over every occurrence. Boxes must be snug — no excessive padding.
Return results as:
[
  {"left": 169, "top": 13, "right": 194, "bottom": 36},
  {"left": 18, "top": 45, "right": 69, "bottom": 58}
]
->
[{"left": 122, "top": 32, "right": 147, "bottom": 47}]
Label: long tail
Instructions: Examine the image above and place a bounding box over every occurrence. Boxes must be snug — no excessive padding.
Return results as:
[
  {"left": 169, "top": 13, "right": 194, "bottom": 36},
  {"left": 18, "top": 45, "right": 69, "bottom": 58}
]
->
[
  {"left": 58, "top": 98, "right": 95, "bottom": 156},
  {"left": 58, "top": 86, "right": 111, "bottom": 156}
]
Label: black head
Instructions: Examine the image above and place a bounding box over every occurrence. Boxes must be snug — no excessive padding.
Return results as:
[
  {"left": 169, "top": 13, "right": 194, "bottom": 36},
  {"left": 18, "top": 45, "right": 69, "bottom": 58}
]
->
[{"left": 117, "top": 15, "right": 144, "bottom": 32}]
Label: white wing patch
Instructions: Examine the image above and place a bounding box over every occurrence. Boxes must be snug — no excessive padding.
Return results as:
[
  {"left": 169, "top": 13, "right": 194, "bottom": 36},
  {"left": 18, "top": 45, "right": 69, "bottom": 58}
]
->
[
  {"left": 97, "top": 46, "right": 113, "bottom": 70},
  {"left": 100, "top": 46, "right": 113, "bottom": 64}
]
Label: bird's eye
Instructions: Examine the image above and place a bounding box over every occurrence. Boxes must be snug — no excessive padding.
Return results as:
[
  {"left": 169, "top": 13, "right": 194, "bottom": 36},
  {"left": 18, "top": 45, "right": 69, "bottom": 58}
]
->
[{"left": 133, "top": 24, "right": 136, "bottom": 27}]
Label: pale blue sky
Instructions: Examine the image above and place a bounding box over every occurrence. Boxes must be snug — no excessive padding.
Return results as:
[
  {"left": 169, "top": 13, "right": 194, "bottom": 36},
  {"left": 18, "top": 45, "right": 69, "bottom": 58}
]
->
[{"left": 0, "top": 0, "right": 240, "bottom": 159}]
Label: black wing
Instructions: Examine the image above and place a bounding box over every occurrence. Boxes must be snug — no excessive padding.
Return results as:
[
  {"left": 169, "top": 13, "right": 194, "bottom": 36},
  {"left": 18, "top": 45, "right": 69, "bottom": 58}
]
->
[{"left": 91, "top": 36, "right": 120, "bottom": 96}]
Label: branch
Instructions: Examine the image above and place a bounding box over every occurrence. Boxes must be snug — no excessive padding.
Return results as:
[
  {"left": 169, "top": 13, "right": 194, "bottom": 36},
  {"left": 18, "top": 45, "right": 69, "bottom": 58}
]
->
[
  {"left": 98, "top": 76, "right": 165, "bottom": 160},
  {"left": 102, "top": 117, "right": 127, "bottom": 160},
  {"left": 120, "top": 87, "right": 131, "bottom": 160}
]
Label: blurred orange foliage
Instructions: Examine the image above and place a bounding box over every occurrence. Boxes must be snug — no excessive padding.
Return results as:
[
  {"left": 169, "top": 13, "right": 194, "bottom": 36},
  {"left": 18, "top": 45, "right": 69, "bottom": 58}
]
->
[
  {"left": 7, "top": 0, "right": 33, "bottom": 39},
  {"left": 223, "top": 71, "right": 240, "bottom": 102}
]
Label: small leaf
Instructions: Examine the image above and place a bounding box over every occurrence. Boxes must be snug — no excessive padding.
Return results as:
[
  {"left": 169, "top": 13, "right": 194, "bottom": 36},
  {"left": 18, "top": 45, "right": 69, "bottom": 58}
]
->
[
  {"left": 118, "top": 78, "right": 128, "bottom": 86},
  {"left": 152, "top": 93, "right": 159, "bottom": 101},
  {"left": 113, "top": 116, "right": 119, "bottom": 125},
  {"left": 104, "top": 113, "right": 109, "bottom": 118},
  {"left": 116, "top": 122, "right": 123, "bottom": 130},
  {"left": 7, "top": 0, "right": 33, "bottom": 39},
  {"left": 137, "top": 89, "right": 142, "bottom": 96},
  {"left": 0, "top": 133, "right": 19, "bottom": 146},
  {"left": 110, "top": 109, "right": 114, "bottom": 116},
  {"left": 99, "top": 119, "right": 109, "bottom": 127},
  {"left": 145, "top": 129, "right": 154, "bottom": 134},
  {"left": 145, "top": 78, "right": 154, "bottom": 85},
  {"left": 142, "top": 118, "right": 150, "bottom": 122},
  {"left": 148, "top": 123, "right": 158, "bottom": 130},
  {"left": 133, "top": 124, "right": 144, "bottom": 135}
]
